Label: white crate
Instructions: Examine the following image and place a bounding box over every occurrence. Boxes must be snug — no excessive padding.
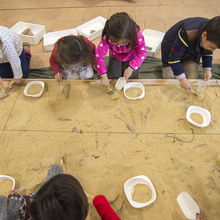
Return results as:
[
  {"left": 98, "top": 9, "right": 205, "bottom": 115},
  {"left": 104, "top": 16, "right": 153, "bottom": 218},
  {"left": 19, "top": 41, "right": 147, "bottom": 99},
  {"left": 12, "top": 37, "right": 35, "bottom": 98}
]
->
[
  {"left": 76, "top": 16, "right": 107, "bottom": 41},
  {"left": 43, "top": 29, "right": 78, "bottom": 51},
  {"left": 10, "top": 21, "right": 46, "bottom": 45},
  {"left": 142, "top": 29, "right": 165, "bottom": 57}
]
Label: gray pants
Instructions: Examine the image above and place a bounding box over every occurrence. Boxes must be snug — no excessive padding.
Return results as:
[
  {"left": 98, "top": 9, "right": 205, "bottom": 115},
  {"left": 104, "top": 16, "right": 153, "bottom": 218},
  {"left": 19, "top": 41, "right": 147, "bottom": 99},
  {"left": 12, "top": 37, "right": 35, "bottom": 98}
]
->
[
  {"left": 162, "top": 59, "right": 199, "bottom": 79},
  {"left": 107, "top": 55, "right": 139, "bottom": 79}
]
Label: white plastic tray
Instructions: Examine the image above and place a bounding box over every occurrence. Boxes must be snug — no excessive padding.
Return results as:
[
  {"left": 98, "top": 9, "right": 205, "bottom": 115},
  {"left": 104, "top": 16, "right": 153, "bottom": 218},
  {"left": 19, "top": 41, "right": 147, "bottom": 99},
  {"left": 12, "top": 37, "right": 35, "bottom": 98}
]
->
[
  {"left": 115, "top": 77, "right": 127, "bottom": 91},
  {"left": 0, "top": 175, "right": 15, "bottom": 190},
  {"left": 43, "top": 28, "right": 78, "bottom": 51},
  {"left": 186, "top": 106, "right": 211, "bottom": 128},
  {"left": 142, "top": 29, "right": 165, "bottom": 57},
  {"left": 24, "top": 81, "right": 45, "bottom": 98},
  {"left": 177, "top": 191, "right": 200, "bottom": 220},
  {"left": 124, "top": 82, "right": 145, "bottom": 100},
  {"left": 124, "top": 175, "right": 156, "bottom": 208},
  {"left": 10, "top": 21, "right": 46, "bottom": 45},
  {"left": 76, "top": 16, "right": 107, "bottom": 41}
]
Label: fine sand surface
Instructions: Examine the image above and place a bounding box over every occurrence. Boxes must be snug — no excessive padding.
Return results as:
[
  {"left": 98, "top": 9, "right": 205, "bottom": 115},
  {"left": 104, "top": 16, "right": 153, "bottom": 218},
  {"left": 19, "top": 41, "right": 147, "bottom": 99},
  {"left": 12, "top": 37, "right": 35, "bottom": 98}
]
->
[{"left": 0, "top": 79, "right": 220, "bottom": 220}]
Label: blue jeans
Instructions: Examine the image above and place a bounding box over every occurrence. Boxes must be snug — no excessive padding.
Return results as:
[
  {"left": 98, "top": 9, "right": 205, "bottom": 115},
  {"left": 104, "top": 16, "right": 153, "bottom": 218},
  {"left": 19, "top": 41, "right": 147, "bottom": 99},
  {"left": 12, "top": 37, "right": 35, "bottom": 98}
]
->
[{"left": 0, "top": 49, "right": 30, "bottom": 78}]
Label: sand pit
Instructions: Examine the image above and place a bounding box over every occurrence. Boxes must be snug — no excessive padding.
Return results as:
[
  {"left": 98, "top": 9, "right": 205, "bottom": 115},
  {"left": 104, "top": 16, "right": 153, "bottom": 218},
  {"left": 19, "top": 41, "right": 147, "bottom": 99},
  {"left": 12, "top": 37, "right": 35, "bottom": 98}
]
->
[{"left": 0, "top": 79, "right": 220, "bottom": 220}]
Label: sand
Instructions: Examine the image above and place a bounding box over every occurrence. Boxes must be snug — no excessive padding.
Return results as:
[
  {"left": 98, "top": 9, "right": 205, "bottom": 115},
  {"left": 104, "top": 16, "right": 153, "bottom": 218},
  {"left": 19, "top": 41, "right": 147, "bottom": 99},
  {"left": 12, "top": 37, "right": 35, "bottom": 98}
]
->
[
  {"left": 27, "top": 84, "right": 42, "bottom": 95},
  {"left": 125, "top": 87, "right": 143, "bottom": 98},
  {"left": 0, "top": 80, "right": 220, "bottom": 220},
  {"left": 131, "top": 184, "right": 152, "bottom": 203},
  {"left": 0, "top": 179, "right": 13, "bottom": 196},
  {"left": 190, "top": 113, "right": 203, "bottom": 124}
]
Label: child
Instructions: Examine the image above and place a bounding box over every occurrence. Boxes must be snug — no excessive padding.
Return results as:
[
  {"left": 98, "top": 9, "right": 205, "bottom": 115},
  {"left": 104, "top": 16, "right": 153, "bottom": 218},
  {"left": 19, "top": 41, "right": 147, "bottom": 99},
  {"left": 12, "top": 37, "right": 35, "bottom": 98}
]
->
[
  {"left": 49, "top": 35, "right": 96, "bottom": 83},
  {"left": 95, "top": 12, "right": 147, "bottom": 89},
  {"left": 161, "top": 16, "right": 220, "bottom": 90},
  {"left": 0, "top": 26, "right": 31, "bottom": 91},
  {"left": 0, "top": 165, "right": 121, "bottom": 220}
]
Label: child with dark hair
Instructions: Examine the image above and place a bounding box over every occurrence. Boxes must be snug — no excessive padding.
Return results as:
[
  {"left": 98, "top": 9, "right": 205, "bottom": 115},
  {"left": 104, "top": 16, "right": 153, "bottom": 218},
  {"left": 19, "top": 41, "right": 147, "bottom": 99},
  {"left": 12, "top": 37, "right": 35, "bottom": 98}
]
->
[
  {"left": 95, "top": 12, "right": 147, "bottom": 89},
  {"left": 49, "top": 35, "right": 96, "bottom": 83},
  {"left": 161, "top": 16, "right": 220, "bottom": 90},
  {"left": 0, "top": 165, "right": 121, "bottom": 220},
  {"left": 0, "top": 26, "right": 31, "bottom": 91}
]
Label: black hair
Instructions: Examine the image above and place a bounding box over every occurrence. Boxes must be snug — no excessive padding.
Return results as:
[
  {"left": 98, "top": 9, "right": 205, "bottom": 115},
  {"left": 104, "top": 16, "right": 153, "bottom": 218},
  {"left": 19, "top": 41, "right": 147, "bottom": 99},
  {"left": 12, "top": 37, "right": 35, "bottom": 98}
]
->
[
  {"left": 203, "top": 16, "right": 220, "bottom": 49},
  {"left": 102, "top": 12, "right": 140, "bottom": 49},
  {"left": 56, "top": 35, "right": 94, "bottom": 66},
  {"left": 30, "top": 174, "right": 89, "bottom": 220}
]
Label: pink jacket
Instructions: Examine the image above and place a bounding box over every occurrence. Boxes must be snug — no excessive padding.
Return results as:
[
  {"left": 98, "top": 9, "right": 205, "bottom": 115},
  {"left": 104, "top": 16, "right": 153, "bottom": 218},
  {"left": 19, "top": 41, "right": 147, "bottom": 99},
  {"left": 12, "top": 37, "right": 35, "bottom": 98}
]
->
[{"left": 95, "top": 30, "right": 147, "bottom": 75}]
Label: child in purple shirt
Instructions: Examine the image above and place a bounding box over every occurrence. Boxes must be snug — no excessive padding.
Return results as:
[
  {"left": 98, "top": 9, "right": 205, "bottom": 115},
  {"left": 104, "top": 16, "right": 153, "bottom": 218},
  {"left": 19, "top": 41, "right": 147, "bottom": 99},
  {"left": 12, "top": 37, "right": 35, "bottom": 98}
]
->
[{"left": 95, "top": 12, "right": 147, "bottom": 90}]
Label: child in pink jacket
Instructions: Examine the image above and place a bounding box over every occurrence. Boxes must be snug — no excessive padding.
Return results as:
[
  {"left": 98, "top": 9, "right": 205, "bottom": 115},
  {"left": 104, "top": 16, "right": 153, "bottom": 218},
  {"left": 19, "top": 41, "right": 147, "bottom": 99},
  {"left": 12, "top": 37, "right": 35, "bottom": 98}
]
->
[{"left": 95, "top": 12, "right": 147, "bottom": 90}]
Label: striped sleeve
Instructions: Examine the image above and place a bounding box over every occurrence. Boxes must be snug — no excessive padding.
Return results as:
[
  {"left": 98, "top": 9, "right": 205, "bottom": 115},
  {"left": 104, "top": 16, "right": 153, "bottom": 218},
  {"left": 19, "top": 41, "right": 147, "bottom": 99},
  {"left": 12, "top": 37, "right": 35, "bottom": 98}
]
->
[
  {"left": 168, "top": 28, "right": 188, "bottom": 76},
  {"left": 202, "top": 51, "right": 213, "bottom": 69}
]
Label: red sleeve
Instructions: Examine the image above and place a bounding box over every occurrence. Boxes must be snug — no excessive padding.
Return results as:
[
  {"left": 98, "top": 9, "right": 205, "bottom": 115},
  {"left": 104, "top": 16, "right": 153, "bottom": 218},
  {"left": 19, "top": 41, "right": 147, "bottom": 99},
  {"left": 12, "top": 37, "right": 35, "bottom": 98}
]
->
[
  {"left": 49, "top": 42, "right": 62, "bottom": 76},
  {"left": 82, "top": 36, "right": 96, "bottom": 59},
  {"left": 93, "top": 195, "right": 121, "bottom": 220}
]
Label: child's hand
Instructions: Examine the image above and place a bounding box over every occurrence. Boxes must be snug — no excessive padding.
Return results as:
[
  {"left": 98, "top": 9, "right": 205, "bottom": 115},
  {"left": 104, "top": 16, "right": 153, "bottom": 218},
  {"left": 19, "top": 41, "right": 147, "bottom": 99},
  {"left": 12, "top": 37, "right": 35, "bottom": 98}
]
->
[
  {"left": 179, "top": 77, "right": 192, "bottom": 90},
  {"left": 5, "top": 189, "right": 19, "bottom": 198},
  {"left": 13, "top": 78, "right": 22, "bottom": 84},
  {"left": 204, "top": 69, "right": 212, "bottom": 81},
  {"left": 101, "top": 74, "right": 109, "bottom": 90},
  {"left": 55, "top": 73, "right": 62, "bottom": 84},
  {"left": 0, "top": 80, "right": 12, "bottom": 91},
  {"left": 123, "top": 67, "right": 133, "bottom": 80}
]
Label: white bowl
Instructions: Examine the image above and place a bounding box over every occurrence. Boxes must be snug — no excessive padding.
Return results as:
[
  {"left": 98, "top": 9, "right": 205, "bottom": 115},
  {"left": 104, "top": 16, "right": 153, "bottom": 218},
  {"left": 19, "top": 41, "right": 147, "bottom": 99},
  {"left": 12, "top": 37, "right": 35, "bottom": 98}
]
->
[
  {"left": 186, "top": 106, "right": 211, "bottom": 128},
  {"left": 24, "top": 81, "right": 45, "bottom": 97},
  {"left": 124, "top": 175, "right": 156, "bottom": 208},
  {"left": 0, "top": 175, "right": 15, "bottom": 190},
  {"left": 177, "top": 191, "right": 200, "bottom": 220},
  {"left": 115, "top": 77, "right": 127, "bottom": 91},
  {"left": 124, "top": 82, "right": 145, "bottom": 100}
]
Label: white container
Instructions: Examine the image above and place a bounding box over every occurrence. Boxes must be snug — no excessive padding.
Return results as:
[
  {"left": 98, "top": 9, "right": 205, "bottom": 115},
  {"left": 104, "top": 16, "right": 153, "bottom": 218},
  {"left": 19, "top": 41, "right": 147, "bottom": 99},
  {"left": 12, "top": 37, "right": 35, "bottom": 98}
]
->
[
  {"left": 115, "top": 77, "right": 127, "bottom": 91},
  {"left": 142, "top": 29, "right": 165, "bottom": 57},
  {"left": 124, "top": 175, "right": 156, "bottom": 209},
  {"left": 177, "top": 191, "right": 200, "bottom": 220},
  {"left": 24, "top": 81, "right": 45, "bottom": 98},
  {"left": 43, "top": 28, "right": 78, "bottom": 51},
  {"left": 0, "top": 175, "right": 15, "bottom": 190},
  {"left": 186, "top": 106, "right": 211, "bottom": 128},
  {"left": 76, "top": 16, "right": 107, "bottom": 41},
  {"left": 10, "top": 21, "right": 46, "bottom": 45},
  {"left": 124, "top": 82, "right": 145, "bottom": 100}
]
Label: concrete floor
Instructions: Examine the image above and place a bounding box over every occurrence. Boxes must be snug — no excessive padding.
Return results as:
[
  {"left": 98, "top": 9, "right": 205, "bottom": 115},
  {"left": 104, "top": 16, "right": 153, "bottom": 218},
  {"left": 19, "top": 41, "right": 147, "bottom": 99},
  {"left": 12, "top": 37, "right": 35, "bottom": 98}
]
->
[{"left": 0, "top": 0, "right": 219, "bottom": 68}]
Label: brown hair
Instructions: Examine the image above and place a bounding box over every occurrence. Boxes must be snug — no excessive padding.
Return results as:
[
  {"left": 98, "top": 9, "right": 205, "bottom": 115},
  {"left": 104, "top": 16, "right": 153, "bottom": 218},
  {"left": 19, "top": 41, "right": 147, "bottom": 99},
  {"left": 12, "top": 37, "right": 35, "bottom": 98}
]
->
[
  {"left": 55, "top": 35, "right": 94, "bottom": 66},
  {"left": 30, "top": 174, "right": 89, "bottom": 220},
  {"left": 102, "top": 12, "right": 139, "bottom": 49}
]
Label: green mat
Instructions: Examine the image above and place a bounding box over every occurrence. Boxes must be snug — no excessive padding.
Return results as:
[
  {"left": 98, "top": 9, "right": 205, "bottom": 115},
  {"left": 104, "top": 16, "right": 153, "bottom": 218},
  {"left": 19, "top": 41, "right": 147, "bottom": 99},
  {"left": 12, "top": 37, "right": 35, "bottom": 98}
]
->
[{"left": 29, "top": 56, "right": 220, "bottom": 79}]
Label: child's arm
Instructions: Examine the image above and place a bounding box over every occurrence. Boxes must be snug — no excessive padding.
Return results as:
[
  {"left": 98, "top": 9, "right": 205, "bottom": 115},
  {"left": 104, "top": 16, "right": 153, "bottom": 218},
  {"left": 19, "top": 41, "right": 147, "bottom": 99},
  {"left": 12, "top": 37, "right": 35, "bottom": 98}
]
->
[
  {"left": 49, "top": 42, "right": 63, "bottom": 82},
  {"left": 93, "top": 195, "right": 121, "bottom": 220}
]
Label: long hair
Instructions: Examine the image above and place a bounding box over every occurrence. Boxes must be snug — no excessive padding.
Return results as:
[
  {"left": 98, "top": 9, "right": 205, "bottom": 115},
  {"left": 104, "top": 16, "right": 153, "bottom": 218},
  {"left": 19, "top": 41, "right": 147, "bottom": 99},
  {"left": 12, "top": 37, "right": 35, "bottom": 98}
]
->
[
  {"left": 55, "top": 35, "right": 94, "bottom": 66},
  {"left": 30, "top": 174, "right": 89, "bottom": 220},
  {"left": 102, "top": 12, "right": 139, "bottom": 49}
]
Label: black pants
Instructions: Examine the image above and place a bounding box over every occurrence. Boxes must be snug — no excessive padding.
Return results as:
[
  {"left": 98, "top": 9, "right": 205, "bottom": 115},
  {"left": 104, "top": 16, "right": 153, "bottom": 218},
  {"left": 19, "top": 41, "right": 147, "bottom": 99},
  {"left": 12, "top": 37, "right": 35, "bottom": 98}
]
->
[{"left": 107, "top": 55, "right": 139, "bottom": 79}]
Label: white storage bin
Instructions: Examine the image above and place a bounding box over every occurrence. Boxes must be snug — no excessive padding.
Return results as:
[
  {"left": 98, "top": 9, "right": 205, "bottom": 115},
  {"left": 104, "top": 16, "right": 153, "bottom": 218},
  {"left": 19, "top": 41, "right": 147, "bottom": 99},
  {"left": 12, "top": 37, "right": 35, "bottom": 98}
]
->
[
  {"left": 10, "top": 21, "right": 46, "bottom": 45},
  {"left": 142, "top": 29, "right": 165, "bottom": 57},
  {"left": 43, "top": 28, "right": 78, "bottom": 51},
  {"left": 76, "top": 16, "right": 107, "bottom": 41}
]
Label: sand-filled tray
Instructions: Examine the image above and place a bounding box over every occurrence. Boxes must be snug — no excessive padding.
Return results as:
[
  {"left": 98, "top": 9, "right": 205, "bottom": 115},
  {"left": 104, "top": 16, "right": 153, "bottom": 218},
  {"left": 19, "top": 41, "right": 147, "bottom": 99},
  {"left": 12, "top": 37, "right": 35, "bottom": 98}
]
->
[
  {"left": 10, "top": 21, "right": 46, "bottom": 45},
  {"left": 124, "top": 82, "right": 145, "bottom": 100},
  {"left": 43, "top": 28, "right": 78, "bottom": 51},
  {"left": 76, "top": 16, "right": 107, "bottom": 41},
  {"left": 24, "top": 81, "right": 45, "bottom": 97},
  {"left": 142, "top": 29, "right": 165, "bottom": 57}
]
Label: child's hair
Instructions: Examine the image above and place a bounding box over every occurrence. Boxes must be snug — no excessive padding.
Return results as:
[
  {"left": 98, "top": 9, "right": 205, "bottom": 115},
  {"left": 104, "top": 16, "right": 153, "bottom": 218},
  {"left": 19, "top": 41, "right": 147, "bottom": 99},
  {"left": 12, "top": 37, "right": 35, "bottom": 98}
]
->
[
  {"left": 102, "top": 12, "right": 140, "bottom": 49},
  {"left": 56, "top": 35, "right": 94, "bottom": 66},
  {"left": 30, "top": 174, "right": 89, "bottom": 220},
  {"left": 203, "top": 16, "right": 220, "bottom": 49}
]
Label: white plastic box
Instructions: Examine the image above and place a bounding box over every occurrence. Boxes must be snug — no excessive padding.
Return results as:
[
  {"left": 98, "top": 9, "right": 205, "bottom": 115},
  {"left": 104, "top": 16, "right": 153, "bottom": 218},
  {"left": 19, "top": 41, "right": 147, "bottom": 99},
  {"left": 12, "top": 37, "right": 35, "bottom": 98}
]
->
[
  {"left": 10, "top": 21, "right": 46, "bottom": 45},
  {"left": 142, "top": 29, "right": 165, "bottom": 57},
  {"left": 43, "top": 28, "right": 78, "bottom": 51},
  {"left": 76, "top": 16, "right": 107, "bottom": 41}
]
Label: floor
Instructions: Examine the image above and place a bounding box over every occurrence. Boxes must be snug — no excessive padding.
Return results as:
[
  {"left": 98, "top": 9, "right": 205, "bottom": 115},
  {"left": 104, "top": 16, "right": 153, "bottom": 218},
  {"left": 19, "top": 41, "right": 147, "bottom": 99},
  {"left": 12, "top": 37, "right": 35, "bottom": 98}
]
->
[{"left": 0, "top": 0, "right": 220, "bottom": 69}]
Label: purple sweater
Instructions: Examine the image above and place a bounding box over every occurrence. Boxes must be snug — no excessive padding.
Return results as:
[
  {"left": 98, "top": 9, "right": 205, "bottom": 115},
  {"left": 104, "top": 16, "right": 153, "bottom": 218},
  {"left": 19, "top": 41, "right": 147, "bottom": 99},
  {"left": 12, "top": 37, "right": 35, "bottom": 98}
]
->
[{"left": 95, "top": 30, "right": 147, "bottom": 75}]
